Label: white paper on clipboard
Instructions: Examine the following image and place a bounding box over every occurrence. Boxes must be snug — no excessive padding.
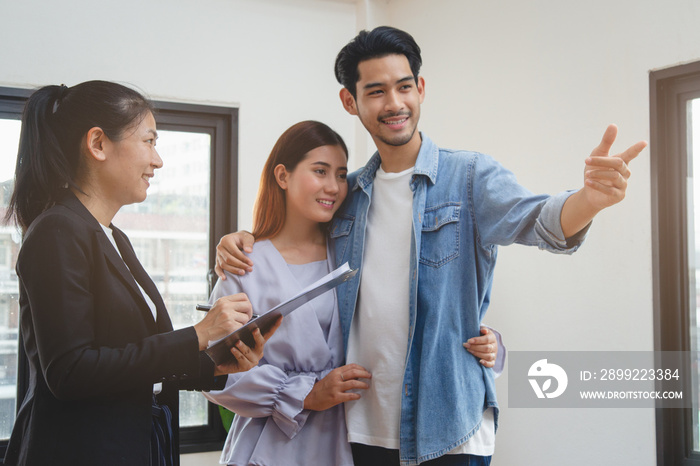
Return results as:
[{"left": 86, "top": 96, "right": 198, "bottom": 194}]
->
[{"left": 204, "top": 262, "right": 358, "bottom": 365}]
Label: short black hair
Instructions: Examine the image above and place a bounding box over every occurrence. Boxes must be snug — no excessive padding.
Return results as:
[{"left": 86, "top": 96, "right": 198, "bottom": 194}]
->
[{"left": 334, "top": 26, "right": 422, "bottom": 98}]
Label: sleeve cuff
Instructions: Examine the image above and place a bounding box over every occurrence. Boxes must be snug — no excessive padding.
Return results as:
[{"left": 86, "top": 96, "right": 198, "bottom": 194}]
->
[
  {"left": 535, "top": 190, "right": 590, "bottom": 253},
  {"left": 271, "top": 374, "right": 317, "bottom": 439},
  {"left": 481, "top": 325, "right": 506, "bottom": 378},
  {"left": 176, "top": 328, "right": 224, "bottom": 391},
  {"left": 491, "top": 328, "right": 507, "bottom": 378}
]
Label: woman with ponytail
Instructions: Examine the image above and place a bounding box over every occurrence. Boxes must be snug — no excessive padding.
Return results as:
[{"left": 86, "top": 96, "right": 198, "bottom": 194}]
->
[{"left": 3, "top": 81, "right": 278, "bottom": 466}]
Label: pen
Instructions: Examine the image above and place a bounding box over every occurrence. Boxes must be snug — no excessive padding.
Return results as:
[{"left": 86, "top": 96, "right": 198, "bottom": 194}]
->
[{"left": 196, "top": 304, "right": 259, "bottom": 319}]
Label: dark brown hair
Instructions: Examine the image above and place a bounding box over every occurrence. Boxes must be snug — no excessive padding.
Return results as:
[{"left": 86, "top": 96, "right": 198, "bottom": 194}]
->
[{"left": 252, "top": 121, "right": 348, "bottom": 240}]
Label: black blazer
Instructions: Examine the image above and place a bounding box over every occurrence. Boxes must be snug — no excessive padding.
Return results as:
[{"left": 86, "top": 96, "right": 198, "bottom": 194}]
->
[{"left": 4, "top": 192, "right": 222, "bottom": 466}]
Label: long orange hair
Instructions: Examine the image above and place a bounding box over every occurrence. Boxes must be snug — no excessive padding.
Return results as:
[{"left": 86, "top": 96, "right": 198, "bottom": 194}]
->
[{"left": 252, "top": 121, "right": 348, "bottom": 241}]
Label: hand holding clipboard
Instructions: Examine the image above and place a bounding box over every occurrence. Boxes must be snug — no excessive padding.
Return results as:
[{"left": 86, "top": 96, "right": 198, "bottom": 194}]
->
[{"left": 204, "top": 262, "right": 358, "bottom": 365}]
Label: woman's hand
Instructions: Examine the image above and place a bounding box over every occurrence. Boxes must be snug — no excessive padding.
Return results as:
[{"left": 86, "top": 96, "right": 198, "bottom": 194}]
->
[
  {"left": 303, "top": 363, "right": 371, "bottom": 412},
  {"left": 215, "top": 230, "right": 256, "bottom": 280},
  {"left": 193, "top": 293, "right": 253, "bottom": 350},
  {"left": 463, "top": 326, "right": 498, "bottom": 368},
  {"left": 214, "top": 317, "right": 283, "bottom": 375}
]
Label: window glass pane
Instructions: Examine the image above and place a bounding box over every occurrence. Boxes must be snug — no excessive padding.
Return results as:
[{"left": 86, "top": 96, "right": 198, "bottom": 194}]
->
[
  {"left": 113, "top": 129, "right": 211, "bottom": 427},
  {"left": 691, "top": 97, "right": 700, "bottom": 451},
  {"left": 0, "top": 119, "right": 21, "bottom": 440}
]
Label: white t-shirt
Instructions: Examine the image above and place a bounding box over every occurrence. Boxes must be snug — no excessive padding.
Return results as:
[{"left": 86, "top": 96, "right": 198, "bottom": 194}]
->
[
  {"left": 345, "top": 165, "right": 413, "bottom": 448},
  {"left": 344, "top": 166, "right": 495, "bottom": 456}
]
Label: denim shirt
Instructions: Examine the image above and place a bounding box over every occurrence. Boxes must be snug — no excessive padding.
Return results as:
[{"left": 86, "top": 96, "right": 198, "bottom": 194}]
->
[{"left": 330, "top": 134, "right": 587, "bottom": 465}]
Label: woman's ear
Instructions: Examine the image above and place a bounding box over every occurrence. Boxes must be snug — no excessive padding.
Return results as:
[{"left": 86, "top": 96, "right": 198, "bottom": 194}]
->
[
  {"left": 85, "top": 127, "right": 108, "bottom": 162},
  {"left": 273, "top": 164, "right": 289, "bottom": 190}
]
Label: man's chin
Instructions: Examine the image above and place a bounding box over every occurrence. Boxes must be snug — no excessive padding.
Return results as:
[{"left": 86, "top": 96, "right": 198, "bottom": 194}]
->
[{"left": 379, "top": 130, "right": 417, "bottom": 147}]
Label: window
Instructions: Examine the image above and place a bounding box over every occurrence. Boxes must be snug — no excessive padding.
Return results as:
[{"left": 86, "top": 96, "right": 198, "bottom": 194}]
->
[
  {"left": 651, "top": 61, "right": 700, "bottom": 466},
  {"left": 0, "top": 87, "right": 238, "bottom": 458},
  {"left": 0, "top": 86, "right": 32, "bottom": 462}
]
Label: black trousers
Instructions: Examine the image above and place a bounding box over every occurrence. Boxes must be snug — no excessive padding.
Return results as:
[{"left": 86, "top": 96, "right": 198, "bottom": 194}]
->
[{"left": 351, "top": 443, "right": 492, "bottom": 466}]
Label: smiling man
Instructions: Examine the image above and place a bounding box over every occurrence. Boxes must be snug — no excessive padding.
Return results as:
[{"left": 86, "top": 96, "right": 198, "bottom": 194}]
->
[{"left": 330, "top": 26, "right": 647, "bottom": 466}]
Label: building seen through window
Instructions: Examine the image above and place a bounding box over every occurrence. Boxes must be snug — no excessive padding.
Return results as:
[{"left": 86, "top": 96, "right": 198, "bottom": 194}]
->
[
  {"left": 0, "top": 118, "right": 21, "bottom": 441},
  {"left": 113, "top": 129, "right": 212, "bottom": 427}
]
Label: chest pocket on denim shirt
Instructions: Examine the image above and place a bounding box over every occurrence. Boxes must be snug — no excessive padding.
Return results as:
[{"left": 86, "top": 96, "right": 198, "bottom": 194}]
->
[{"left": 419, "top": 203, "right": 460, "bottom": 268}]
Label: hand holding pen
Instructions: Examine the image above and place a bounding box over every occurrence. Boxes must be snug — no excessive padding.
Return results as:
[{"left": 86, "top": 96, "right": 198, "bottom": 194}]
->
[
  {"left": 197, "top": 303, "right": 259, "bottom": 319},
  {"left": 194, "top": 294, "right": 280, "bottom": 374},
  {"left": 192, "top": 293, "right": 252, "bottom": 351}
]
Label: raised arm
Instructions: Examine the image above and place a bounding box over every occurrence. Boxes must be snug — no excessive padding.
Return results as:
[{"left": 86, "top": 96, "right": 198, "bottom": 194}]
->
[{"left": 560, "top": 124, "right": 647, "bottom": 238}]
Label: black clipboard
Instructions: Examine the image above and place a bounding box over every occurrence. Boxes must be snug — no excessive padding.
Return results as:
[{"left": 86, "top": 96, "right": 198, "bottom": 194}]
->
[{"left": 204, "top": 262, "right": 358, "bottom": 365}]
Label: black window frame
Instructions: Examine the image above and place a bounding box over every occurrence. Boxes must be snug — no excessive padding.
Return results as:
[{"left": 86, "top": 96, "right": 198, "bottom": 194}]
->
[
  {"left": 650, "top": 61, "right": 700, "bottom": 466},
  {"left": 0, "top": 87, "right": 239, "bottom": 459}
]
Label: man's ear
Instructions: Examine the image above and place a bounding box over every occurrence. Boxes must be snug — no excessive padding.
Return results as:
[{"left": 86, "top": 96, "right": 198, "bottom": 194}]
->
[
  {"left": 85, "top": 127, "right": 108, "bottom": 162},
  {"left": 273, "top": 164, "right": 289, "bottom": 190},
  {"left": 417, "top": 76, "right": 426, "bottom": 104},
  {"left": 339, "top": 88, "right": 358, "bottom": 116}
]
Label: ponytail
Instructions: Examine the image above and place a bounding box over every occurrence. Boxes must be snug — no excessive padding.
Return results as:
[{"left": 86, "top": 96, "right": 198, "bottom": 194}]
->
[
  {"left": 4, "top": 81, "right": 153, "bottom": 232},
  {"left": 7, "top": 85, "right": 78, "bottom": 232}
]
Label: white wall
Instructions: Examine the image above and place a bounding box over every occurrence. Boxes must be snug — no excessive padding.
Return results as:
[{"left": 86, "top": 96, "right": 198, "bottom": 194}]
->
[
  {"left": 0, "top": 1, "right": 357, "bottom": 464},
  {"left": 0, "top": 0, "right": 359, "bottom": 232},
  {"left": 3, "top": 0, "right": 700, "bottom": 464},
  {"left": 381, "top": 0, "right": 700, "bottom": 465}
]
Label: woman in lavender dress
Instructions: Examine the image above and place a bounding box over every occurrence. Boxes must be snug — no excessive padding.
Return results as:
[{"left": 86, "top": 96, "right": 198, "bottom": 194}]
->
[{"left": 204, "top": 121, "right": 365, "bottom": 465}]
